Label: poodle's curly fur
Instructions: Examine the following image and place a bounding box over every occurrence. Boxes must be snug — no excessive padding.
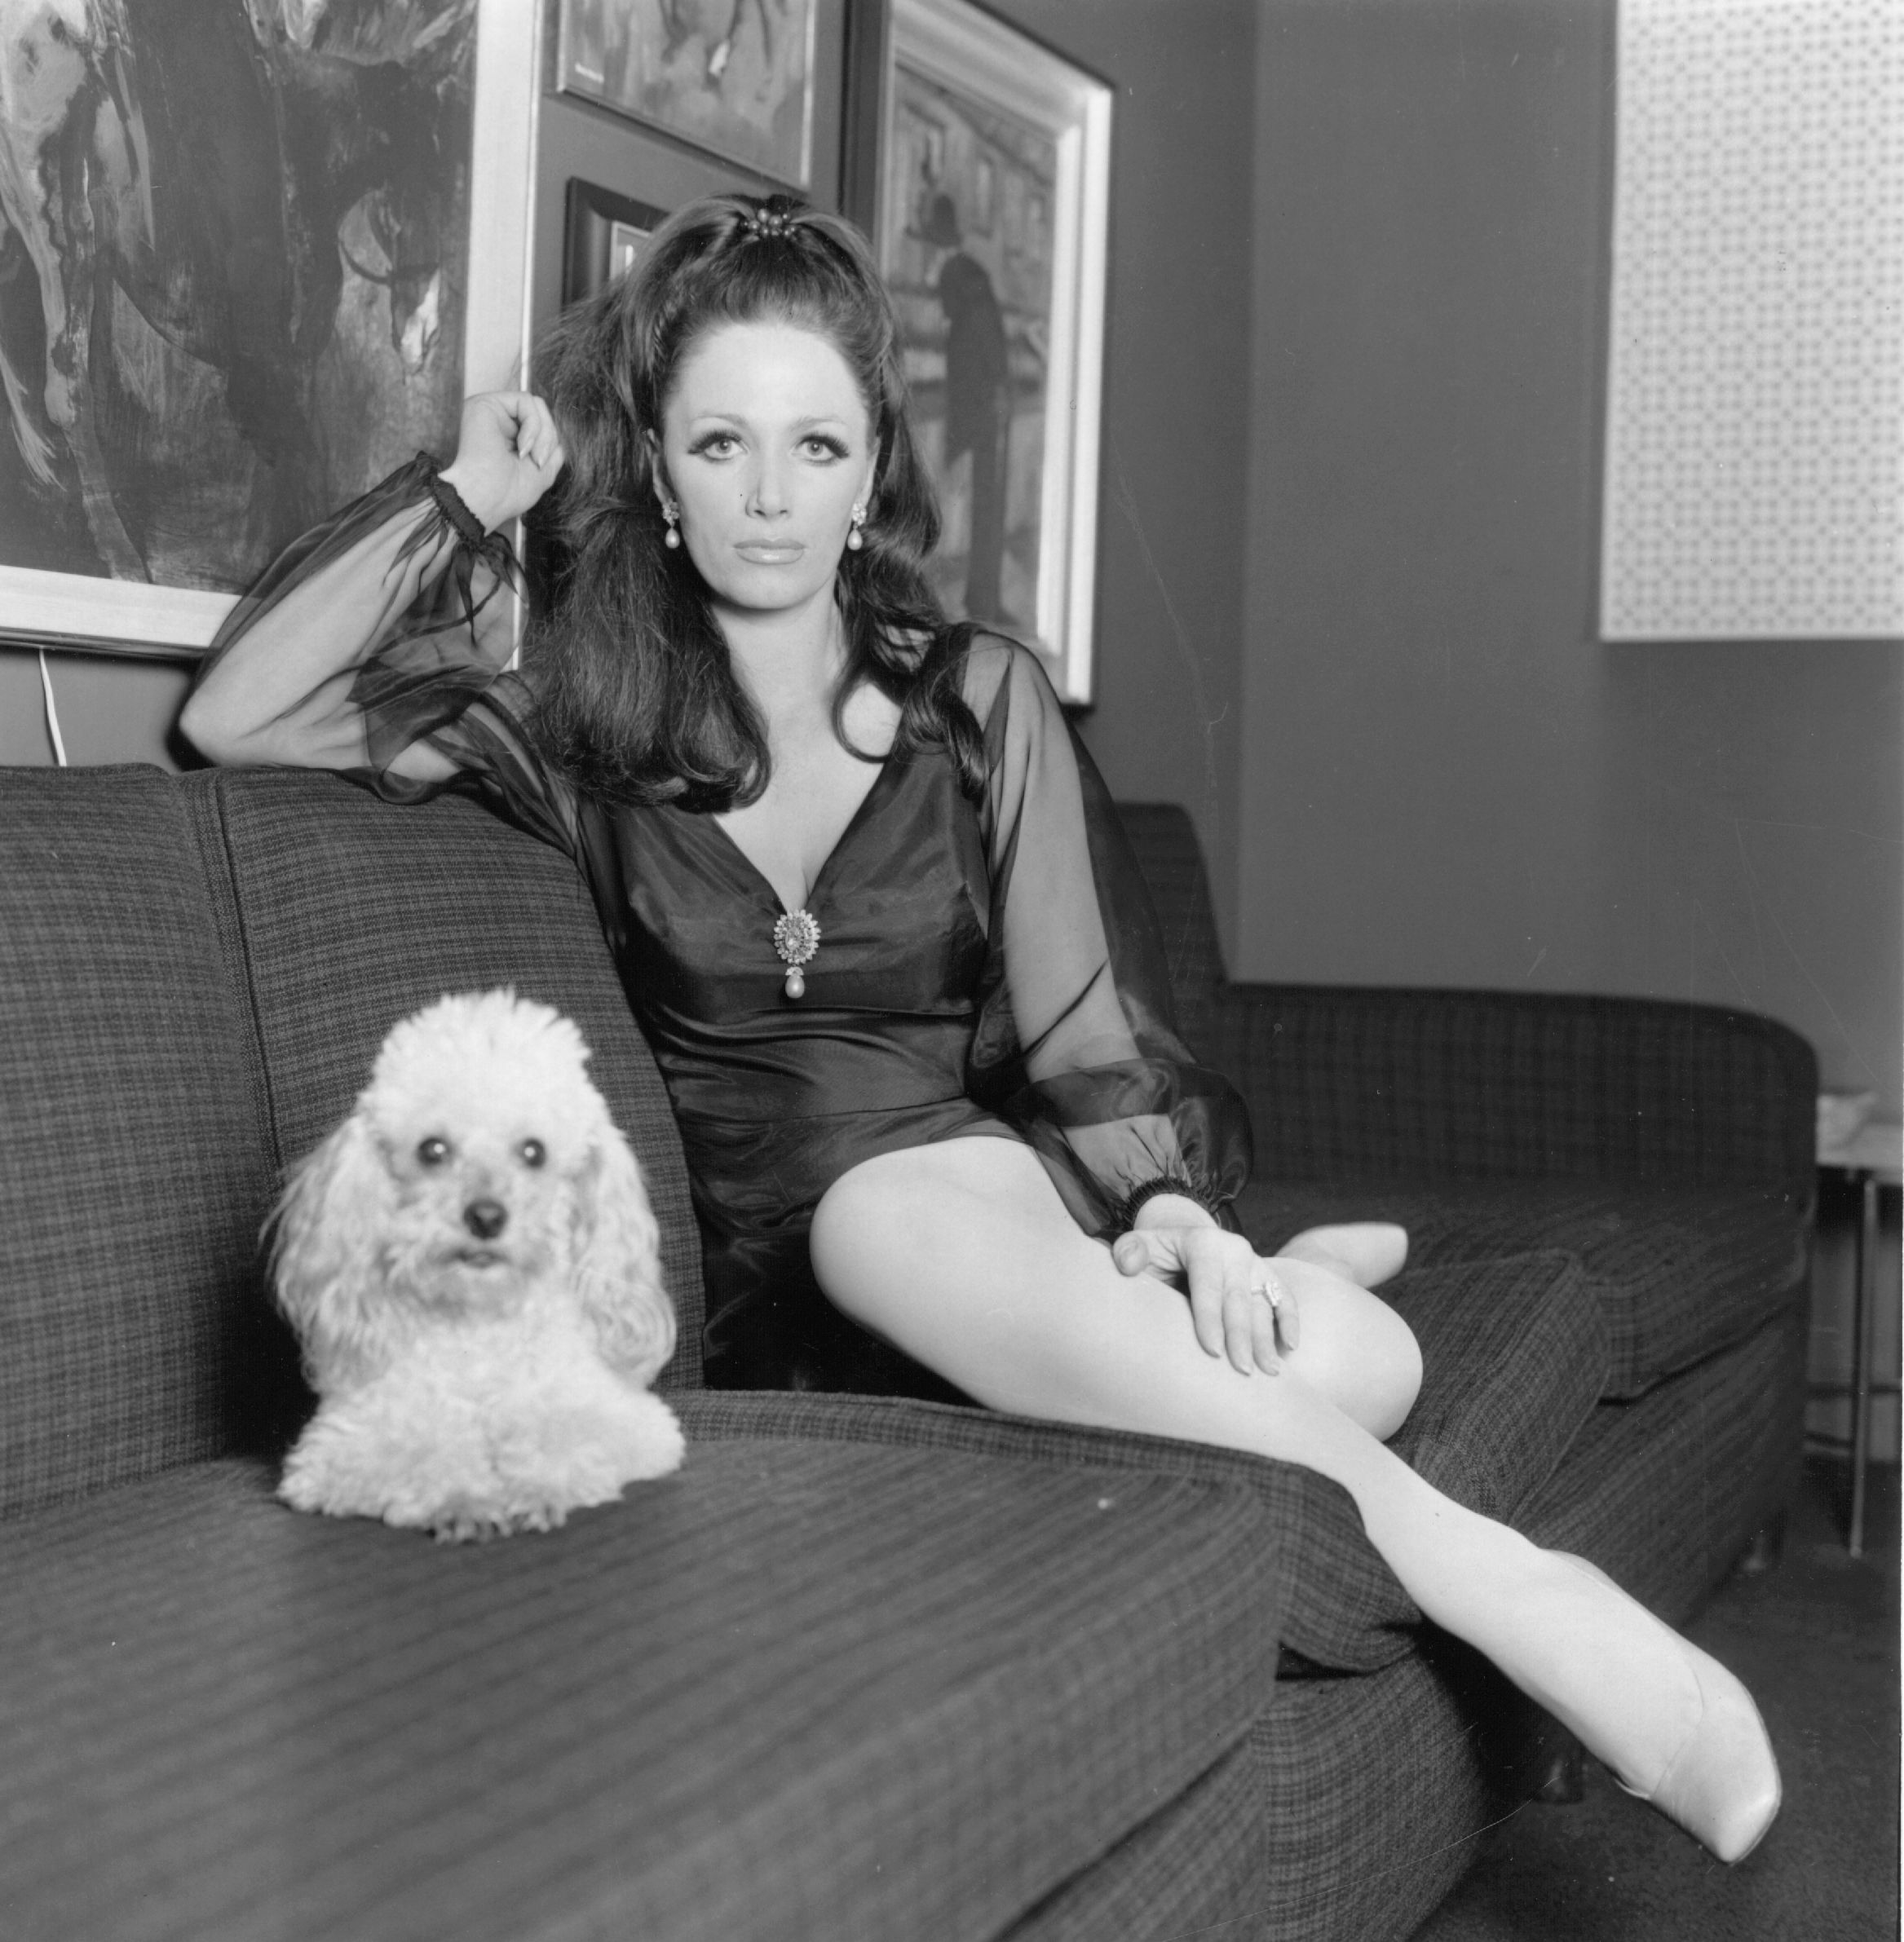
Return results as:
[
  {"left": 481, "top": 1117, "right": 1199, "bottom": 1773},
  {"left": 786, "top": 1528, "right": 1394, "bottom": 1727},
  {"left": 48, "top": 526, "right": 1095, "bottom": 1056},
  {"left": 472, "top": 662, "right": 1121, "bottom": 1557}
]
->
[{"left": 272, "top": 990, "right": 684, "bottom": 1539}]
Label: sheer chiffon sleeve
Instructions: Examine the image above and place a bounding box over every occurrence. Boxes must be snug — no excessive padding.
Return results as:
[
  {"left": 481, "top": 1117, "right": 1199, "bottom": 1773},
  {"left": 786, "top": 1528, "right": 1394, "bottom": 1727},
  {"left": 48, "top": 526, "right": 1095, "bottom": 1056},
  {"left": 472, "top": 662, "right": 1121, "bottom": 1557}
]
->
[
  {"left": 188, "top": 455, "right": 580, "bottom": 860},
  {"left": 963, "top": 639, "right": 1253, "bottom": 1237}
]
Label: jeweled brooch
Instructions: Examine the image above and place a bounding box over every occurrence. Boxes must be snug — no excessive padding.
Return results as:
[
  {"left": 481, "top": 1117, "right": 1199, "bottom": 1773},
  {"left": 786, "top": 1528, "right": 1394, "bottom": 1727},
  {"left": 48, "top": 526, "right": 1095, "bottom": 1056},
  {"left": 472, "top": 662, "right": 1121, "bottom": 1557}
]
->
[{"left": 772, "top": 907, "right": 821, "bottom": 1000}]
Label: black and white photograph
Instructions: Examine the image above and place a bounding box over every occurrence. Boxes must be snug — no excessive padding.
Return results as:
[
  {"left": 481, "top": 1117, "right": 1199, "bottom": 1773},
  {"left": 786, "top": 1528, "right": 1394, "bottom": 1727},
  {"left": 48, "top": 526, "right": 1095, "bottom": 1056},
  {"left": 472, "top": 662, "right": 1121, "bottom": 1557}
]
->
[{"left": 2, "top": 2, "right": 1897, "bottom": 1940}]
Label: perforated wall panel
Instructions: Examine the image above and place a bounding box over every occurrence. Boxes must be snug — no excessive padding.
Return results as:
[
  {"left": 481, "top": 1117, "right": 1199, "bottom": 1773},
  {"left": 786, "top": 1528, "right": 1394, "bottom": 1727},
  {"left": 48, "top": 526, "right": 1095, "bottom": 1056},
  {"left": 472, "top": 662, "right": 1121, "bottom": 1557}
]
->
[{"left": 1600, "top": 0, "right": 1904, "bottom": 640}]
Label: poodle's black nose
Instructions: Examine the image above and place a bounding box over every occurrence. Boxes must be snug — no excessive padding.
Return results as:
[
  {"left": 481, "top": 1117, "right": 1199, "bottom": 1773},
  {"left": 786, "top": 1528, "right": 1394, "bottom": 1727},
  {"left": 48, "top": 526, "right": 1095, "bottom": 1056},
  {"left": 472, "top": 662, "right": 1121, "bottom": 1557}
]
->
[{"left": 464, "top": 1199, "right": 508, "bottom": 1240}]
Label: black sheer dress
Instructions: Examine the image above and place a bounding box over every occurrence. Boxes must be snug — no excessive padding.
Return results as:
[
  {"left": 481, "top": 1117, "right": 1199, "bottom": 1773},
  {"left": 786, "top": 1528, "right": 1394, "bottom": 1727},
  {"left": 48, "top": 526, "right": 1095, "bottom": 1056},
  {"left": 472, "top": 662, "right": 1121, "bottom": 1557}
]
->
[{"left": 194, "top": 461, "right": 1253, "bottom": 1399}]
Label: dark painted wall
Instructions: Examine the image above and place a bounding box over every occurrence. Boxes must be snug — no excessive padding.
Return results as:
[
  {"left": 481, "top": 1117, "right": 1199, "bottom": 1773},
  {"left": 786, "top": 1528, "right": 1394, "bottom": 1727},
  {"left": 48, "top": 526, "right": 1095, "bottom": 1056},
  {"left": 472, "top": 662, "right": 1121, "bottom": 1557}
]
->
[
  {"left": 0, "top": 649, "right": 192, "bottom": 768},
  {"left": 977, "top": 0, "right": 1258, "bottom": 961},
  {"left": 7, "top": 0, "right": 1261, "bottom": 970},
  {"left": 1241, "top": 0, "right": 1901, "bottom": 1114},
  {"left": 11, "top": 0, "right": 1894, "bottom": 1130},
  {"left": 1, "top": 656, "right": 190, "bottom": 769}
]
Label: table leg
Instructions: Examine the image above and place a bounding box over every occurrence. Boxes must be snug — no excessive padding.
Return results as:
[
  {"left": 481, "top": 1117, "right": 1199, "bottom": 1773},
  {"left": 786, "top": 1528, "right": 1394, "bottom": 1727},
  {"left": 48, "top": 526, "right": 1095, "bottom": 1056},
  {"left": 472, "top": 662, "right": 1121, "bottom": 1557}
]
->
[{"left": 1849, "top": 1170, "right": 1877, "bottom": 1558}]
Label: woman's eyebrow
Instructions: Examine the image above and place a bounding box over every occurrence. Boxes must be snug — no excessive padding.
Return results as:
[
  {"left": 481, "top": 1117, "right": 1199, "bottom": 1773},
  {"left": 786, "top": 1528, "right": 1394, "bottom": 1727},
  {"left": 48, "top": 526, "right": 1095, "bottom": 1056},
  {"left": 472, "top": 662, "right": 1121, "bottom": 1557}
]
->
[{"left": 682, "top": 410, "right": 849, "bottom": 429}]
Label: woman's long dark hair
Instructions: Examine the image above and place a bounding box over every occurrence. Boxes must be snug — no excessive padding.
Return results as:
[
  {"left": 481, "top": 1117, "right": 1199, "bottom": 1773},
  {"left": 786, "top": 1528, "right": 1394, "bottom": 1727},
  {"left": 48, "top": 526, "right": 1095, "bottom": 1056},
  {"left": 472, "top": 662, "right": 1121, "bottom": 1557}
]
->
[{"left": 525, "top": 192, "right": 985, "bottom": 809}]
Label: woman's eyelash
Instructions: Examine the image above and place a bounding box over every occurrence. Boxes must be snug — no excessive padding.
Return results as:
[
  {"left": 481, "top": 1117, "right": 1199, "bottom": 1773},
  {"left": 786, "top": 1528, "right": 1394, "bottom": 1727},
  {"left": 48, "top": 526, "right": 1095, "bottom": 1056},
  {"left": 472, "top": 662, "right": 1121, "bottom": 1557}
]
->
[{"left": 685, "top": 431, "right": 850, "bottom": 459}]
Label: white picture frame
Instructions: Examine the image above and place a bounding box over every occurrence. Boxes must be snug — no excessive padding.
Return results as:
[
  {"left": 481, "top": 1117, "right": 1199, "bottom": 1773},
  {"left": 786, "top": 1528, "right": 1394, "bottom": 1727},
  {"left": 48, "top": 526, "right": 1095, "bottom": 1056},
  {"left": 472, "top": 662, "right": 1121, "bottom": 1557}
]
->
[
  {"left": 0, "top": 1, "right": 539, "bottom": 660},
  {"left": 873, "top": 0, "right": 1111, "bottom": 705}
]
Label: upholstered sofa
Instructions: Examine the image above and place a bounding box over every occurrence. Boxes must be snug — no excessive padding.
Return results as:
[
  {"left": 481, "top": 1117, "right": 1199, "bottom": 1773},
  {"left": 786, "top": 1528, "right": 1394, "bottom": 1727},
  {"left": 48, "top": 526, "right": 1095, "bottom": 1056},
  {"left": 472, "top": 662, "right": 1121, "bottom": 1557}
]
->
[{"left": 0, "top": 761, "right": 1814, "bottom": 1941}]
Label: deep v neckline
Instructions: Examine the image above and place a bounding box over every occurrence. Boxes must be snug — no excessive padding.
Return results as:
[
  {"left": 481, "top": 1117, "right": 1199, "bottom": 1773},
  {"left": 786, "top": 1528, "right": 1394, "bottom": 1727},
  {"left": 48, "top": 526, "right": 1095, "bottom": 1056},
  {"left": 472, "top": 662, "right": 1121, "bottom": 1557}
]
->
[{"left": 705, "top": 751, "right": 901, "bottom": 914}]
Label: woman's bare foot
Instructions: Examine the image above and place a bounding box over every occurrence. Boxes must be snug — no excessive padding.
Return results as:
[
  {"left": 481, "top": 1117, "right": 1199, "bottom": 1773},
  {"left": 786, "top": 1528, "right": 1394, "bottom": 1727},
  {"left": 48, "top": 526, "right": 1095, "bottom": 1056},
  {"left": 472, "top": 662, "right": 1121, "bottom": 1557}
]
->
[
  {"left": 1552, "top": 1554, "right": 1781, "bottom": 1863},
  {"left": 1277, "top": 1220, "right": 1409, "bottom": 1288}
]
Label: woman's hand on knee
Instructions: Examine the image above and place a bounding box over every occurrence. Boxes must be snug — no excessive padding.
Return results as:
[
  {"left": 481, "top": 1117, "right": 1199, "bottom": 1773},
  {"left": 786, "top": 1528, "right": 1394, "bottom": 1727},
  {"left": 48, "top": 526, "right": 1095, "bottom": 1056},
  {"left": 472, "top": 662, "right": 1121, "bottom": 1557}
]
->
[{"left": 1110, "top": 1226, "right": 1297, "bottom": 1376}]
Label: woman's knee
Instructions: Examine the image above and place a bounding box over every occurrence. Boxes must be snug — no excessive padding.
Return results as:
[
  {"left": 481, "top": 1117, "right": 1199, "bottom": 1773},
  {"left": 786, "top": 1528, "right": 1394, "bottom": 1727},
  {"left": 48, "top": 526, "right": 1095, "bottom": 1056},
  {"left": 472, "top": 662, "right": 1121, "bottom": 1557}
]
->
[
  {"left": 1277, "top": 1266, "right": 1423, "bottom": 1440},
  {"left": 1357, "top": 1308, "right": 1424, "bottom": 1440}
]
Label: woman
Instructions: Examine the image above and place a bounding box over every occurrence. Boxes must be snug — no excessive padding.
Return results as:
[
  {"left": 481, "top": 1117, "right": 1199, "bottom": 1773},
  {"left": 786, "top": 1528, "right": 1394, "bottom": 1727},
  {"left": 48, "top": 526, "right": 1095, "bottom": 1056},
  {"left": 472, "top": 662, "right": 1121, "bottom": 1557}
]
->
[{"left": 182, "top": 193, "right": 1779, "bottom": 1863}]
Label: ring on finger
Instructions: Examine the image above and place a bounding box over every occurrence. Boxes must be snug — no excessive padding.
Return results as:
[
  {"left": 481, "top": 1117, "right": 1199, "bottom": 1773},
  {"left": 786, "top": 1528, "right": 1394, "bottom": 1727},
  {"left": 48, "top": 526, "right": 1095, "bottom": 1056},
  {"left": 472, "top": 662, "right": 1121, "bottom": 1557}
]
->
[{"left": 1249, "top": 1274, "right": 1281, "bottom": 1309}]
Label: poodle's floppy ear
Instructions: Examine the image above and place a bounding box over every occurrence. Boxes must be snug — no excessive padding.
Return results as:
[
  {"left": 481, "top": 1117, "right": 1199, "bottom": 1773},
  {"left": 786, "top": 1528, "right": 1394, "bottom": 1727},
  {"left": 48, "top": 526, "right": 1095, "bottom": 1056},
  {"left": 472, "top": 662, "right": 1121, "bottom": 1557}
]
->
[
  {"left": 270, "top": 1111, "right": 399, "bottom": 1393},
  {"left": 572, "top": 1124, "right": 675, "bottom": 1388}
]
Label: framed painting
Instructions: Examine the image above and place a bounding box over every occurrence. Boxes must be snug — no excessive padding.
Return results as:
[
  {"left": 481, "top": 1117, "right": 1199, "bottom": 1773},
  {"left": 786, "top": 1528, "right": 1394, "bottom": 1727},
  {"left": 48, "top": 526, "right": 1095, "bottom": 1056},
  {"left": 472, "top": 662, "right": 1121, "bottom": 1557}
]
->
[
  {"left": 868, "top": 0, "right": 1111, "bottom": 704},
  {"left": 0, "top": 1, "right": 538, "bottom": 659},
  {"left": 555, "top": 0, "right": 816, "bottom": 190},
  {"left": 563, "top": 181, "right": 673, "bottom": 307}
]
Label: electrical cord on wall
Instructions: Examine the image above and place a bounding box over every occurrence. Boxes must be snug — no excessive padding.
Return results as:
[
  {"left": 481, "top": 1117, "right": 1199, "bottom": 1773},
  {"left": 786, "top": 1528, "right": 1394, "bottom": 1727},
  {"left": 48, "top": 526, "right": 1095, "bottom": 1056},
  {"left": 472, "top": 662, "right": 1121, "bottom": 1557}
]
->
[{"left": 38, "top": 650, "right": 68, "bottom": 766}]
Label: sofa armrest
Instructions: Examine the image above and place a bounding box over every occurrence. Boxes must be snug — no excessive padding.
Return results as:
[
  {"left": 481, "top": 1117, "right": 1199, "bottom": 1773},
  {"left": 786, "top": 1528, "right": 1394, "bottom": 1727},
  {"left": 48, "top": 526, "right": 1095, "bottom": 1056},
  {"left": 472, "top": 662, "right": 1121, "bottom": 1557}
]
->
[{"left": 1204, "top": 982, "right": 1818, "bottom": 1201}]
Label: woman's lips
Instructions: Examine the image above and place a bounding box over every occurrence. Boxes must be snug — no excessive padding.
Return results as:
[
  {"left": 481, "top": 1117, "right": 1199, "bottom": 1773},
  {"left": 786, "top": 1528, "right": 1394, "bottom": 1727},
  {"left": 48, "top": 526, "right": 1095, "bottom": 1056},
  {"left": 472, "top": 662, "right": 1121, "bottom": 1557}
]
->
[{"left": 735, "top": 541, "right": 806, "bottom": 563}]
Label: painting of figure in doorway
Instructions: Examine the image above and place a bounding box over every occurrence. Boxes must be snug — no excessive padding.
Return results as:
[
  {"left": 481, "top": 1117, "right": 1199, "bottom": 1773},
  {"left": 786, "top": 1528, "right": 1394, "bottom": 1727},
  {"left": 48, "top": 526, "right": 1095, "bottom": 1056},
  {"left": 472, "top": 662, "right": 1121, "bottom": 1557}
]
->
[
  {"left": 880, "top": 67, "right": 1054, "bottom": 638},
  {"left": 0, "top": 0, "right": 478, "bottom": 607},
  {"left": 558, "top": 0, "right": 815, "bottom": 188},
  {"left": 872, "top": 0, "right": 1108, "bottom": 700}
]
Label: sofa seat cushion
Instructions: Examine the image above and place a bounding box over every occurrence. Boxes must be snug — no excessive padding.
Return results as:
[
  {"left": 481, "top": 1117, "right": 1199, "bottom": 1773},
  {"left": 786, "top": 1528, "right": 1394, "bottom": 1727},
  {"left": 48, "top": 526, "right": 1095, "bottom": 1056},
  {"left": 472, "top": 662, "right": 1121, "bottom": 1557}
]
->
[
  {"left": 1380, "top": 1251, "right": 1608, "bottom": 1523},
  {"left": 1520, "top": 1302, "right": 1807, "bottom": 1623},
  {"left": 1005, "top": 1730, "right": 1266, "bottom": 1941},
  {"left": 1235, "top": 1179, "right": 1805, "bottom": 1399},
  {"left": 0, "top": 766, "right": 279, "bottom": 1517},
  {"left": 0, "top": 1441, "right": 1282, "bottom": 1942},
  {"left": 681, "top": 1393, "right": 1420, "bottom": 1674},
  {"left": 682, "top": 1253, "right": 1603, "bottom": 1678}
]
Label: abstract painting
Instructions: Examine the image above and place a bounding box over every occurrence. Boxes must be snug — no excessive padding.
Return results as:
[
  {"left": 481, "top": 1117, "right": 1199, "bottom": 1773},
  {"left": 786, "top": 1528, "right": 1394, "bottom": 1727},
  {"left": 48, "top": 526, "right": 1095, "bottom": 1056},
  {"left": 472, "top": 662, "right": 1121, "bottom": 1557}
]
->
[
  {"left": 0, "top": 0, "right": 495, "bottom": 651},
  {"left": 558, "top": 0, "right": 815, "bottom": 189}
]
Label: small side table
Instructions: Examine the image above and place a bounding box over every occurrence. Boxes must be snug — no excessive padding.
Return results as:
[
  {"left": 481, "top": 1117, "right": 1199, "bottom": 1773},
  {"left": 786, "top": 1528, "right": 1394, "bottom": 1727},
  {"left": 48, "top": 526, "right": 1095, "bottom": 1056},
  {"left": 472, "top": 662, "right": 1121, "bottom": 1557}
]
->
[{"left": 1817, "top": 1118, "right": 1902, "bottom": 1558}]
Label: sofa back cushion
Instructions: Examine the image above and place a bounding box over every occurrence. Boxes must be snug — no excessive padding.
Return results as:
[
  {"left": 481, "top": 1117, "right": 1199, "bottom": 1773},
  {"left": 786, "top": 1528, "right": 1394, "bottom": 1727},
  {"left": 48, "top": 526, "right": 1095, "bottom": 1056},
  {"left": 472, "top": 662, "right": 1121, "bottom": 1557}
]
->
[
  {"left": 1217, "top": 983, "right": 1818, "bottom": 1196},
  {"left": 187, "top": 770, "right": 705, "bottom": 1392},
  {"left": 0, "top": 766, "right": 280, "bottom": 1517},
  {"left": 1115, "top": 804, "right": 1226, "bottom": 1057}
]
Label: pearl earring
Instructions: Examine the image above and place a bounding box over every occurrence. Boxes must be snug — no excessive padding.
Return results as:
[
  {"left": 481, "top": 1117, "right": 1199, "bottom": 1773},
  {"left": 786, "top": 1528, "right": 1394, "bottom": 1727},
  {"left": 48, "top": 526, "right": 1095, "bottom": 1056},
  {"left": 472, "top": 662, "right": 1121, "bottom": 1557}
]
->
[
  {"left": 846, "top": 503, "right": 867, "bottom": 552},
  {"left": 663, "top": 501, "right": 681, "bottom": 550}
]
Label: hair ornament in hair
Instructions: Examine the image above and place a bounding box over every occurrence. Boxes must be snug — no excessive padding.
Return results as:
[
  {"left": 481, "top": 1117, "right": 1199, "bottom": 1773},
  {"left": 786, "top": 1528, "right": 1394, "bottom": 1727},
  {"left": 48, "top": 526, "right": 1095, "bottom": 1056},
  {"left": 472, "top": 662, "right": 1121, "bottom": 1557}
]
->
[{"left": 743, "top": 201, "right": 800, "bottom": 242}]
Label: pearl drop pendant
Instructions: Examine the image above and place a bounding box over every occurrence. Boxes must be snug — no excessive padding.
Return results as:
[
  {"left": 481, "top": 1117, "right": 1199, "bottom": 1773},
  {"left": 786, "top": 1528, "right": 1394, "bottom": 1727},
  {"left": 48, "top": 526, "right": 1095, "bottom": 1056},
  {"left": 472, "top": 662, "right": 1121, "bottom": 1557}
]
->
[{"left": 772, "top": 907, "right": 821, "bottom": 1002}]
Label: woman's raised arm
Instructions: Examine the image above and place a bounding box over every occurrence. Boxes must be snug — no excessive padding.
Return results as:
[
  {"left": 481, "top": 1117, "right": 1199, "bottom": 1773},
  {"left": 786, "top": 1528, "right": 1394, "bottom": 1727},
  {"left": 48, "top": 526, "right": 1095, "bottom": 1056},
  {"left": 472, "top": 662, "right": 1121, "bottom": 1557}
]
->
[{"left": 179, "top": 394, "right": 564, "bottom": 782}]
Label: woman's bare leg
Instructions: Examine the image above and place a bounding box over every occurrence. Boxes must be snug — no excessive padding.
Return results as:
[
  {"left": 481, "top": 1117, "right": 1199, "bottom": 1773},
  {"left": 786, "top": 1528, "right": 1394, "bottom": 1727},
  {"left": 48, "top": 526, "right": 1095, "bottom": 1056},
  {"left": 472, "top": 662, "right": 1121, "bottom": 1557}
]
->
[{"left": 810, "top": 1138, "right": 1779, "bottom": 1862}]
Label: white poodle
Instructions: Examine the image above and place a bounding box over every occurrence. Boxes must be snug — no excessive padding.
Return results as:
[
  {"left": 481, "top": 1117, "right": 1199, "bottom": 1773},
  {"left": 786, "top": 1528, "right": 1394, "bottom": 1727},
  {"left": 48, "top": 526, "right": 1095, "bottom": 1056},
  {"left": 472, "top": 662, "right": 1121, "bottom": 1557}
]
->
[{"left": 272, "top": 990, "right": 685, "bottom": 1540}]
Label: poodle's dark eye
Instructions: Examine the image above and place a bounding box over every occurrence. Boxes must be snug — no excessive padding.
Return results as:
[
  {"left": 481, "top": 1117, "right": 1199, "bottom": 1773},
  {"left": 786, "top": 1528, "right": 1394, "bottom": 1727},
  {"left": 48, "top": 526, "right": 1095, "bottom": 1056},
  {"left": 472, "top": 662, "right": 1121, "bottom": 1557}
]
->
[
  {"left": 417, "top": 1137, "right": 450, "bottom": 1167},
  {"left": 519, "top": 1139, "right": 547, "bottom": 1169}
]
